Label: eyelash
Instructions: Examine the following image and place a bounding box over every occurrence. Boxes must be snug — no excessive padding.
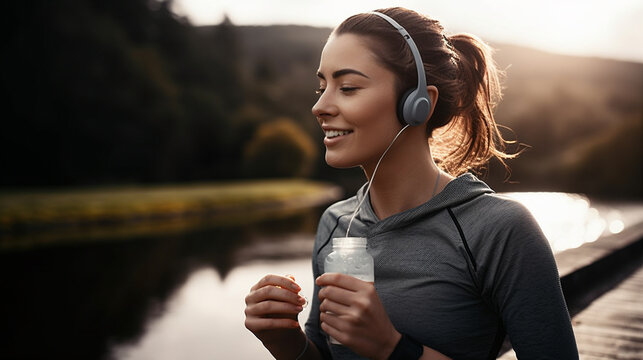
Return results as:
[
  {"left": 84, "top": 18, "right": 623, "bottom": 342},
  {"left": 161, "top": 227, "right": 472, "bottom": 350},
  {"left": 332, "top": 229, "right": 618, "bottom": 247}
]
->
[
  {"left": 341, "top": 87, "right": 359, "bottom": 93},
  {"left": 315, "top": 87, "right": 359, "bottom": 95}
]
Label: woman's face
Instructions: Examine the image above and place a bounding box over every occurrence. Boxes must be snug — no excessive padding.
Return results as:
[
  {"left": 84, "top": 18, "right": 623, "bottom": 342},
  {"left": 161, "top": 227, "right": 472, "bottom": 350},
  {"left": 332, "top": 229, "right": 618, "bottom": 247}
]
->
[{"left": 312, "top": 33, "right": 402, "bottom": 170}]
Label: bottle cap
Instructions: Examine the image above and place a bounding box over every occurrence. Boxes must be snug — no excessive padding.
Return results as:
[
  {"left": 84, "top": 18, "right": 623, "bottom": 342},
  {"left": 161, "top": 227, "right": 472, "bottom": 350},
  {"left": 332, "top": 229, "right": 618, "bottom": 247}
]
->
[{"left": 332, "top": 237, "right": 367, "bottom": 248}]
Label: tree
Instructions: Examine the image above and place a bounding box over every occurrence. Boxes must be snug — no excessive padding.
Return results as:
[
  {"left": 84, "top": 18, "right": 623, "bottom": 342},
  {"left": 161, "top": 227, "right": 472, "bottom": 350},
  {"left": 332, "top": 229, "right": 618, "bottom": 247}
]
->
[{"left": 243, "top": 118, "right": 317, "bottom": 178}]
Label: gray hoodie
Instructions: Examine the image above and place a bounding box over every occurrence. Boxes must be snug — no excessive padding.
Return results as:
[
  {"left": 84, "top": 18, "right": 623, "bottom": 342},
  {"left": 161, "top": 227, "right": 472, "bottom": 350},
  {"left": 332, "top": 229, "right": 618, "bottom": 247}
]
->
[{"left": 305, "top": 173, "right": 578, "bottom": 359}]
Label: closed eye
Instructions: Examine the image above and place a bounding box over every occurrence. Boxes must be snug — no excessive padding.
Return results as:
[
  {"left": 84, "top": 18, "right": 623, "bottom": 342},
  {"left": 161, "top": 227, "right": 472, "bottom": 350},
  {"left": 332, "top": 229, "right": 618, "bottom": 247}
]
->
[
  {"left": 340, "top": 87, "right": 359, "bottom": 93},
  {"left": 315, "top": 87, "right": 359, "bottom": 95}
]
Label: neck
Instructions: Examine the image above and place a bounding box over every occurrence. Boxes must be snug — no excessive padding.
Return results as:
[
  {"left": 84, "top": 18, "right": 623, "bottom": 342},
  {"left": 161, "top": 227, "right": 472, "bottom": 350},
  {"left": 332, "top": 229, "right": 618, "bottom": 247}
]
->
[{"left": 362, "top": 130, "right": 451, "bottom": 220}]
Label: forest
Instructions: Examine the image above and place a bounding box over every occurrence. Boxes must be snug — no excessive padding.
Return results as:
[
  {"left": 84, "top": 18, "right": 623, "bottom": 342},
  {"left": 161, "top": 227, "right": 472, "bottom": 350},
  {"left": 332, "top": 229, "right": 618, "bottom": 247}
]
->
[{"left": 2, "top": 0, "right": 641, "bottom": 199}]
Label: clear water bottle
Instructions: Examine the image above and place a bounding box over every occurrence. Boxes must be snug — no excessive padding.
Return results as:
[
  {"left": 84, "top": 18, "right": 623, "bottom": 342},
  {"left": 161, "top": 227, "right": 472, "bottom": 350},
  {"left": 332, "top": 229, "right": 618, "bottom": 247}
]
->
[
  {"left": 324, "top": 237, "right": 374, "bottom": 282},
  {"left": 324, "top": 237, "right": 375, "bottom": 282},
  {"left": 324, "top": 237, "right": 374, "bottom": 344}
]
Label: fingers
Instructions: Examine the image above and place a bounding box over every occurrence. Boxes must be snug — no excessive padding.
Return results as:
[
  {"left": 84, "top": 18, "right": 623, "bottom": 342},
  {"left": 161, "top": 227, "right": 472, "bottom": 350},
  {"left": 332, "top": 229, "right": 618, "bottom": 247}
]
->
[
  {"left": 245, "top": 284, "right": 307, "bottom": 307},
  {"left": 247, "top": 274, "right": 304, "bottom": 307},
  {"left": 246, "top": 300, "right": 303, "bottom": 317},
  {"left": 244, "top": 316, "right": 300, "bottom": 332},
  {"left": 244, "top": 274, "right": 306, "bottom": 333},
  {"left": 319, "top": 297, "right": 351, "bottom": 315},
  {"left": 319, "top": 310, "right": 359, "bottom": 346},
  {"left": 251, "top": 274, "right": 301, "bottom": 293},
  {"left": 316, "top": 273, "right": 368, "bottom": 290},
  {"left": 319, "top": 298, "right": 364, "bottom": 333},
  {"left": 320, "top": 318, "right": 346, "bottom": 344},
  {"left": 318, "top": 284, "right": 356, "bottom": 307},
  {"left": 244, "top": 274, "right": 306, "bottom": 334}
]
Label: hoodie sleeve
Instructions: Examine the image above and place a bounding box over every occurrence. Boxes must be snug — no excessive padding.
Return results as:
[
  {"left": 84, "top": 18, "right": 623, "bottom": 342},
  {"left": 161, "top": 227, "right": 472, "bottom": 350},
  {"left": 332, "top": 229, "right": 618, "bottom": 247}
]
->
[
  {"left": 304, "top": 208, "right": 333, "bottom": 360},
  {"left": 479, "top": 199, "right": 579, "bottom": 359}
]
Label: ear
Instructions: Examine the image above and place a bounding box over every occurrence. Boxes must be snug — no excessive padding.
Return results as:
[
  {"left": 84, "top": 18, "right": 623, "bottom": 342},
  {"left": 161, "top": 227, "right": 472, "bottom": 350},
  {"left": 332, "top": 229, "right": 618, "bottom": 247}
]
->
[{"left": 426, "top": 85, "right": 439, "bottom": 121}]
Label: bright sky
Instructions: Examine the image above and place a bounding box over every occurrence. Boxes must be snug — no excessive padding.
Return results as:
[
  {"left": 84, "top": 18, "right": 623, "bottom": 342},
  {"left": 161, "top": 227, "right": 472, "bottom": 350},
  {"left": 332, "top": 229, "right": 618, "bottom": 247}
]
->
[{"left": 172, "top": 0, "right": 643, "bottom": 63}]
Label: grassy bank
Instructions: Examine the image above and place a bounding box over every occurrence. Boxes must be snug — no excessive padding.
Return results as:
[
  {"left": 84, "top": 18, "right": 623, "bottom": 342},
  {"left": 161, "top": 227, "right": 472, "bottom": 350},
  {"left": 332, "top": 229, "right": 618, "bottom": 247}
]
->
[{"left": 0, "top": 180, "right": 343, "bottom": 249}]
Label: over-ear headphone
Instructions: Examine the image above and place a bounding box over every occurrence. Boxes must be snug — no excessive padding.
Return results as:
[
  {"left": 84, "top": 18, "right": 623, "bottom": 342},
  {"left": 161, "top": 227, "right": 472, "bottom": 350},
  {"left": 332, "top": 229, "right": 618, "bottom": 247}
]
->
[{"left": 370, "top": 11, "right": 431, "bottom": 127}]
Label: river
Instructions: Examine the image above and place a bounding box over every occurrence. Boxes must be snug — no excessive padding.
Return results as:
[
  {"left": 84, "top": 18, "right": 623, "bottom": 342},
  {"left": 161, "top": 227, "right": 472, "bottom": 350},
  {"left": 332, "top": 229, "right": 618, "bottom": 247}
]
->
[{"left": 0, "top": 193, "right": 640, "bottom": 359}]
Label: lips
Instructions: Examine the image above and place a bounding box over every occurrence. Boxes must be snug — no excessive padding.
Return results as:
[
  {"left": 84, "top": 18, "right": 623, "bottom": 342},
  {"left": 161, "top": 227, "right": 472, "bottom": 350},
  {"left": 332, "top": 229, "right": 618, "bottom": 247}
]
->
[{"left": 324, "top": 129, "right": 353, "bottom": 138}]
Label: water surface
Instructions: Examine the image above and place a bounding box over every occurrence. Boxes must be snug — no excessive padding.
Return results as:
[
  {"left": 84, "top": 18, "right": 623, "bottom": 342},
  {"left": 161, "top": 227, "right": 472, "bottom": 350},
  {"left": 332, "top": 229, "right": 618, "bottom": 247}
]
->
[{"left": 0, "top": 193, "right": 640, "bottom": 359}]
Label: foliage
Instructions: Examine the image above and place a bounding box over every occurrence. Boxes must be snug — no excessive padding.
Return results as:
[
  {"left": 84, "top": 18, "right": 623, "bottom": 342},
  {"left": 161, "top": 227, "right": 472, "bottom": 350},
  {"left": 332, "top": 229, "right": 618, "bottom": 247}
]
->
[
  {"left": 2, "top": 0, "right": 249, "bottom": 185},
  {"left": 0, "top": 180, "right": 340, "bottom": 245},
  {"left": 2, "top": 0, "right": 642, "bottom": 199},
  {"left": 243, "top": 118, "right": 318, "bottom": 178}
]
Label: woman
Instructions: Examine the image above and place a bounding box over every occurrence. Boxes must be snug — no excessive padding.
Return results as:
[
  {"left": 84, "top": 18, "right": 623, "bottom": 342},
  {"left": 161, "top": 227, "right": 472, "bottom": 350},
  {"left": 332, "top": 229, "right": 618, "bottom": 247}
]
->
[{"left": 244, "top": 7, "right": 578, "bottom": 360}]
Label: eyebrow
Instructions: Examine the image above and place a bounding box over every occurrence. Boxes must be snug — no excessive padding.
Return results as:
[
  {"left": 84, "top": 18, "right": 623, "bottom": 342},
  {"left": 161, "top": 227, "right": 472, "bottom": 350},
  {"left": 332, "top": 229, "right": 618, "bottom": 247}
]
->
[{"left": 316, "top": 68, "right": 370, "bottom": 80}]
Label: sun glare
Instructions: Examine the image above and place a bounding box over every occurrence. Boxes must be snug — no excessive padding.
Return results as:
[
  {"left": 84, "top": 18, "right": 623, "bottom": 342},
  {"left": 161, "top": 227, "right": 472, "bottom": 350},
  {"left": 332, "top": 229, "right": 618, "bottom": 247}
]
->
[{"left": 502, "top": 192, "right": 615, "bottom": 253}]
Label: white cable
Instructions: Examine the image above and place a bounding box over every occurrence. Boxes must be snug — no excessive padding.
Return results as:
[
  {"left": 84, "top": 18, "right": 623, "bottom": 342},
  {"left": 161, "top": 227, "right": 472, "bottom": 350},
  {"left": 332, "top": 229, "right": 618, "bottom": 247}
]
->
[{"left": 345, "top": 124, "right": 410, "bottom": 237}]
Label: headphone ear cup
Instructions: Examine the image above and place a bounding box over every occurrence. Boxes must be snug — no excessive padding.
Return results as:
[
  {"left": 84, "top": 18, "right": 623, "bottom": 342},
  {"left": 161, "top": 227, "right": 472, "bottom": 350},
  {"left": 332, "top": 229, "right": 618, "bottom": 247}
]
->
[
  {"left": 397, "top": 89, "right": 414, "bottom": 126},
  {"left": 405, "top": 90, "right": 432, "bottom": 127}
]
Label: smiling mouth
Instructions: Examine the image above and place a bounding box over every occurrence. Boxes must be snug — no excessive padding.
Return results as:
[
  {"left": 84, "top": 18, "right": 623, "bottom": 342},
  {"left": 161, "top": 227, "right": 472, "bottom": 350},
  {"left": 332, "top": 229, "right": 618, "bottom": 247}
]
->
[{"left": 324, "top": 130, "right": 353, "bottom": 138}]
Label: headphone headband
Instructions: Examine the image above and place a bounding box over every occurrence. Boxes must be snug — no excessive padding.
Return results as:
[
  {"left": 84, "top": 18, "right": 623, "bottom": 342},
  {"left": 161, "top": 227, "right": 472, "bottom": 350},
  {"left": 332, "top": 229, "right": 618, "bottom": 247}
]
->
[
  {"left": 369, "top": 11, "right": 427, "bottom": 91},
  {"left": 369, "top": 11, "right": 431, "bottom": 126}
]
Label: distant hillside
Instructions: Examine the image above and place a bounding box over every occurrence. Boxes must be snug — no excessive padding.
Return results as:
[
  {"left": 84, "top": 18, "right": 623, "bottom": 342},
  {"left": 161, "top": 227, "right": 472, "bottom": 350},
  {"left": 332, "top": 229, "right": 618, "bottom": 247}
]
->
[
  {"left": 494, "top": 42, "right": 642, "bottom": 151},
  {"left": 9, "top": 0, "right": 635, "bottom": 197},
  {"left": 491, "top": 43, "right": 642, "bottom": 196},
  {"left": 11, "top": 0, "right": 637, "bottom": 197},
  {"left": 217, "top": 24, "right": 642, "bottom": 198},
  {"left": 199, "top": 25, "right": 331, "bottom": 135}
]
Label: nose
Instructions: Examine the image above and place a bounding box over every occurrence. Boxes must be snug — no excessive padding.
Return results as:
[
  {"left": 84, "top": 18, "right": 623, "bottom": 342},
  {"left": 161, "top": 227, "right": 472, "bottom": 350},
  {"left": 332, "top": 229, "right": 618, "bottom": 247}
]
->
[{"left": 312, "top": 91, "right": 337, "bottom": 121}]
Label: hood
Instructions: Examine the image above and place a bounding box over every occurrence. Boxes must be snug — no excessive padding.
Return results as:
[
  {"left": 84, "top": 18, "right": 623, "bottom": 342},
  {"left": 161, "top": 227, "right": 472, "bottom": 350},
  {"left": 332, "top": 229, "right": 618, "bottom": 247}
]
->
[{"left": 354, "top": 172, "right": 493, "bottom": 236}]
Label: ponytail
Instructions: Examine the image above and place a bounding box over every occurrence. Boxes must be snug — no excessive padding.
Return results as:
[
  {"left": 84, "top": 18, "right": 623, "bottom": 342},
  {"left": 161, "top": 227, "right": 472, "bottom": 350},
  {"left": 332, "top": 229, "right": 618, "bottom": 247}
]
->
[{"left": 430, "top": 33, "right": 515, "bottom": 176}]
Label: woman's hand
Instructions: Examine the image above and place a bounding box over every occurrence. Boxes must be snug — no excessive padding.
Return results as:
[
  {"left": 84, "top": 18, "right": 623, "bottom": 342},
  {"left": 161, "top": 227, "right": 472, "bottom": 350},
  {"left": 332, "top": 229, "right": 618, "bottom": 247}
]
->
[
  {"left": 244, "top": 274, "right": 307, "bottom": 346},
  {"left": 316, "top": 273, "right": 401, "bottom": 360}
]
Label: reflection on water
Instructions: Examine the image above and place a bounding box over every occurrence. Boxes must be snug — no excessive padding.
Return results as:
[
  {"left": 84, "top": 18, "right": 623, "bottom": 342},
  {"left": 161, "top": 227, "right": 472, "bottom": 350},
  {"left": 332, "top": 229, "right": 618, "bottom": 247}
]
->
[
  {"left": 502, "top": 192, "right": 625, "bottom": 252},
  {"left": 112, "top": 260, "right": 313, "bottom": 360},
  {"left": 0, "top": 210, "right": 319, "bottom": 360},
  {"left": 0, "top": 194, "right": 640, "bottom": 360}
]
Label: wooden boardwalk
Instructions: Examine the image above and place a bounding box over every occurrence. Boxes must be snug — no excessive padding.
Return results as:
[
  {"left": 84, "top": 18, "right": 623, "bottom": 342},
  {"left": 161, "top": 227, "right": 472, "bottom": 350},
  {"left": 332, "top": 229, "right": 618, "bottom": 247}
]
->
[
  {"left": 571, "top": 262, "right": 643, "bottom": 359},
  {"left": 499, "top": 262, "right": 643, "bottom": 359}
]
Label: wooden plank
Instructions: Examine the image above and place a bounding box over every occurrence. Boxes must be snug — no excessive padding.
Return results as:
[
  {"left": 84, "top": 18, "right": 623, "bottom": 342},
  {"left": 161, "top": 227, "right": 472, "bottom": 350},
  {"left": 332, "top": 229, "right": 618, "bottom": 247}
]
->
[{"left": 571, "top": 263, "right": 643, "bottom": 359}]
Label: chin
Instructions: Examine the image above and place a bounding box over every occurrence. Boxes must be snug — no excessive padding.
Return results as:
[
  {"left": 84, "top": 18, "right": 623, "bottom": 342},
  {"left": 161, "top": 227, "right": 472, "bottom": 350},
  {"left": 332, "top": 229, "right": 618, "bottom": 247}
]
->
[{"left": 325, "top": 152, "right": 359, "bottom": 169}]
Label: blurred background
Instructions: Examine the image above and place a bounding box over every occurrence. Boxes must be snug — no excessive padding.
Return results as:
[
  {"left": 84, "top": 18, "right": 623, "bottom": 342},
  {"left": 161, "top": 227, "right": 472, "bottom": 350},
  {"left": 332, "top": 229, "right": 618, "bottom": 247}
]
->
[{"left": 0, "top": 0, "right": 641, "bottom": 359}]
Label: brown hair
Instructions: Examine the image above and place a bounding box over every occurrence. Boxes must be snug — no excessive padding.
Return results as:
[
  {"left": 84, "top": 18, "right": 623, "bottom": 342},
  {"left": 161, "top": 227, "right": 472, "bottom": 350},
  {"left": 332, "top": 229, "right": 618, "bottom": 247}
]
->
[{"left": 334, "top": 7, "right": 516, "bottom": 176}]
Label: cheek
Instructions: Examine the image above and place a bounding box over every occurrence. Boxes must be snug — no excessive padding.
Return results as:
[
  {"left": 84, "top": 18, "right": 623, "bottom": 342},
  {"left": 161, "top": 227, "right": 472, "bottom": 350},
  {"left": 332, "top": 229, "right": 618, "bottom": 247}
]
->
[
  {"left": 346, "top": 91, "right": 398, "bottom": 129},
  {"left": 324, "top": 89, "right": 399, "bottom": 168}
]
